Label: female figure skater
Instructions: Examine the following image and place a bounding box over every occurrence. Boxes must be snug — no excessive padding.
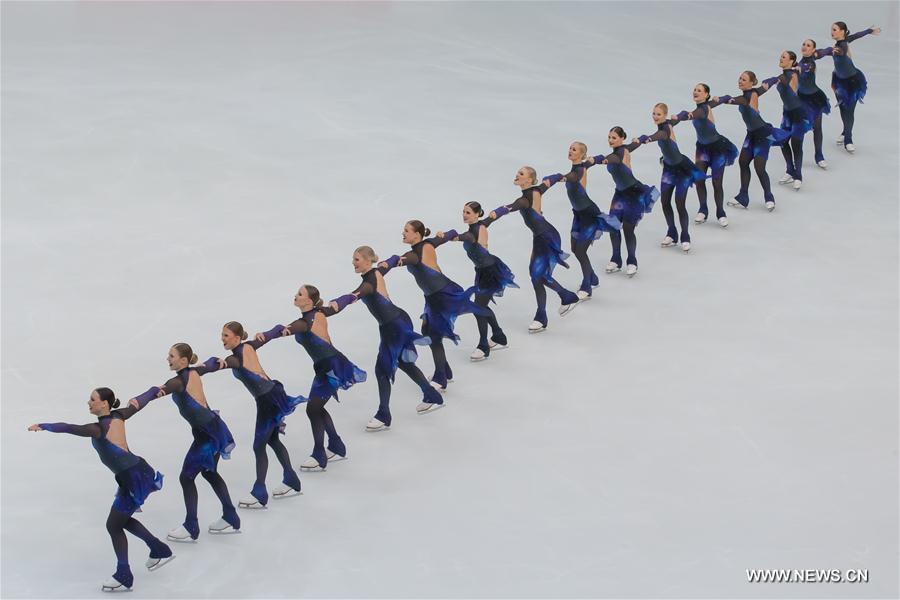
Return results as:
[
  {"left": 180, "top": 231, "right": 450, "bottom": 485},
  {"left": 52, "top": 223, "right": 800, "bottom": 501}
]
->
[
  {"left": 670, "top": 83, "right": 738, "bottom": 227},
  {"left": 798, "top": 39, "right": 833, "bottom": 169},
  {"left": 328, "top": 246, "right": 443, "bottom": 431},
  {"left": 129, "top": 343, "right": 239, "bottom": 542},
  {"left": 254, "top": 285, "right": 367, "bottom": 470},
  {"left": 716, "top": 71, "right": 790, "bottom": 211},
  {"left": 770, "top": 51, "right": 813, "bottom": 191},
  {"left": 435, "top": 201, "right": 517, "bottom": 356},
  {"left": 29, "top": 388, "right": 174, "bottom": 592},
  {"left": 631, "top": 103, "right": 706, "bottom": 252},
  {"left": 378, "top": 220, "right": 489, "bottom": 392},
  {"left": 826, "top": 22, "right": 881, "bottom": 152},
  {"left": 488, "top": 167, "right": 579, "bottom": 334},
  {"left": 543, "top": 143, "right": 622, "bottom": 300},
  {"left": 584, "top": 127, "right": 659, "bottom": 277},
  {"left": 206, "top": 322, "right": 305, "bottom": 509}
]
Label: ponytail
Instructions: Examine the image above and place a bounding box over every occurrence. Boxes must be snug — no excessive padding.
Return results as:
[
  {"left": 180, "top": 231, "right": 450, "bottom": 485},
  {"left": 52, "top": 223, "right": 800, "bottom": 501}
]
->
[
  {"left": 94, "top": 387, "right": 121, "bottom": 409},
  {"left": 406, "top": 220, "right": 431, "bottom": 239},
  {"left": 172, "top": 343, "right": 198, "bottom": 365},
  {"left": 224, "top": 321, "right": 249, "bottom": 341}
]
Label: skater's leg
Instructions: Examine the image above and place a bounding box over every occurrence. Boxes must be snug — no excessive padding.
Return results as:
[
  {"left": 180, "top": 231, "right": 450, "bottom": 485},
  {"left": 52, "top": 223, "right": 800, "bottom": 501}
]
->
[
  {"left": 660, "top": 185, "right": 677, "bottom": 239},
  {"left": 753, "top": 155, "right": 773, "bottom": 199},
  {"left": 675, "top": 186, "right": 691, "bottom": 242},
  {"left": 623, "top": 222, "right": 638, "bottom": 266},
  {"left": 812, "top": 114, "right": 825, "bottom": 162}
]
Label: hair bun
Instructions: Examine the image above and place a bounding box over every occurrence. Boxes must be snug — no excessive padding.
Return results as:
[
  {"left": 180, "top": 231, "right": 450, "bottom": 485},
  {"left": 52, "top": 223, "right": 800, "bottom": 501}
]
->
[
  {"left": 424, "top": 228, "right": 432, "bottom": 236},
  {"left": 190, "top": 353, "right": 199, "bottom": 365},
  {"left": 112, "top": 398, "right": 121, "bottom": 409},
  {"left": 241, "top": 331, "right": 248, "bottom": 340}
]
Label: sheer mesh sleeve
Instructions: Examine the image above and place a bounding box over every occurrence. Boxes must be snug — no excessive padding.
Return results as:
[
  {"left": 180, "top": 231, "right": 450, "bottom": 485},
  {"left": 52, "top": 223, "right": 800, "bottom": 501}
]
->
[{"left": 39, "top": 422, "right": 102, "bottom": 437}]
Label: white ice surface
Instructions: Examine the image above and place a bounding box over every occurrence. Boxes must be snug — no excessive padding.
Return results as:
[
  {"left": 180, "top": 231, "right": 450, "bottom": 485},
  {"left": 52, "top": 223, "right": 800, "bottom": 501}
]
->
[{"left": 2, "top": 2, "right": 899, "bottom": 598}]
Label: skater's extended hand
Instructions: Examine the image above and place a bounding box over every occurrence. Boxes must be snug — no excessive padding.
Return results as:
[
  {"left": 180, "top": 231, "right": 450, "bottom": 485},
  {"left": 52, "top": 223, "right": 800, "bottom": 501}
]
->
[
  {"left": 217, "top": 358, "right": 227, "bottom": 370},
  {"left": 254, "top": 332, "right": 267, "bottom": 343},
  {"left": 27, "top": 424, "right": 43, "bottom": 432},
  {"left": 489, "top": 211, "right": 497, "bottom": 219},
  {"left": 129, "top": 398, "right": 140, "bottom": 410},
  {"left": 871, "top": 26, "right": 881, "bottom": 35},
  {"left": 329, "top": 301, "right": 340, "bottom": 312},
  {"left": 436, "top": 231, "right": 445, "bottom": 238}
]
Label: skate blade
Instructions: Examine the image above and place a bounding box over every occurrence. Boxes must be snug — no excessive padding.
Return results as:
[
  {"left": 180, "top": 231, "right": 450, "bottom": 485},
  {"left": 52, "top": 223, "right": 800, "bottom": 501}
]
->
[
  {"left": 527, "top": 327, "right": 547, "bottom": 334},
  {"left": 365, "top": 424, "right": 390, "bottom": 432},
  {"left": 208, "top": 527, "right": 241, "bottom": 535},
  {"left": 101, "top": 584, "right": 132, "bottom": 593},
  {"left": 299, "top": 464, "right": 325, "bottom": 472},
  {"left": 146, "top": 555, "right": 176, "bottom": 572},
  {"left": 165, "top": 535, "right": 197, "bottom": 543},
  {"left": 559, "top": 304, "right": 577, "bottom": 317},
  {"left": 605, "top": 268, "right": 621, "bottom": 274},
  {"left": 238, "top": 501, "right": 268, "bottom": 509},
  {"left": 489, "top": 343, "right": 509, "bottom": 351},
  {"left": 273, "top": 489, "right": 303, "bottom": 500},
  {"left": 626, "top": 272, "right": 637, "bottom": 278},
  {"left": 469, "top": 356, "right": 488, "bottom": 362},
  {"left": 417, "top": 403, "right": 445, "bottom": 415}
]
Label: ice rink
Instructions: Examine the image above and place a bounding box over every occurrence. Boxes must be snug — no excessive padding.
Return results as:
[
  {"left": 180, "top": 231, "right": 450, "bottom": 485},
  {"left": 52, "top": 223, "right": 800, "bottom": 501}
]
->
[{"left": 2, "top": 2, "right": 898, "bottom": 598}]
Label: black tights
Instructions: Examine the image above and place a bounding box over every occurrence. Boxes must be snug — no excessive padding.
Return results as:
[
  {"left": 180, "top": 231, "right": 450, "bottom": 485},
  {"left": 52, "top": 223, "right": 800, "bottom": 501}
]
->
[
  {"left": 737, "top": 149, "right": 773, "bottom": 201},
  {"left": 253, "top": 423, "right": 299, "bottom": 496},
  {"left": 570, "top": 236, "right": 596, "bottom": 292},
  {"left": 811, "top": 114, "right": 825, "bottom": 162},
  {"left": 694, "top": 160, "right": 726, "bottom": 219},
  {"left": 474, "top": 292, "right": 504, "bottom": 350},
  {"left": 107, "top": 506, "right": 168, "bottom": 583},
  {"left": 180, "top": 457, "right": 237, "bottom": 536},
  {"left": 839, "top": 101, "right": 857, "bottom": 144},
  {"left": 609, "top": 222, "right": 638, "bottom": 267},
  {"left": 660, "top": 185, "right": 690, "bottom": 243},
  {"left": 306, "top": 394, "right": 343, "bottom": 467},
  {"left": 375, "top": 360, "right": 432, "bottom": 425},
  {"left": 781, "top": 135, "right": 805, "bottom": 180}
]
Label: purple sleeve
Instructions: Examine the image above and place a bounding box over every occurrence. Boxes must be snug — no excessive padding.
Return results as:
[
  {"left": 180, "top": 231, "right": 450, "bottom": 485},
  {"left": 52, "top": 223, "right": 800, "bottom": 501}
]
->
[
  {"left": 675, "top": 109, "right": 691, "bottom": 121},
  {"left": 762, "top": 76, "right": 780, "bottom": 88},
  {"left": 330, "top": 294, "right": 357, "bottom": 312},
  {"left": 719, "top": 94, "right": 737, "bottom": 105},
  {"left": 491, "top": 206, "right": 511, "bottom": 218},
  {"left": 261, "top": 324, "right": 288, "bottom": 341},
  {"left": 816, "top": 47, "right": 834, "bottom": 58},
  {"left": 39, "top": 422, "right": 101, "bottom": 437},
  {"left": 382, "top": 255, "right": 401, "bottom": 271},
  {"left": 194, "top": 357, "right": 224, "bottom": 376},
  {"left": 133, "top": 386, "right": 162, "bottom": 409},
  {"left": 442, "top": 229, "right": 460, "bottom": 241},
  {"left": 543, "top": 173, "right": 564, "bottom": 187}
]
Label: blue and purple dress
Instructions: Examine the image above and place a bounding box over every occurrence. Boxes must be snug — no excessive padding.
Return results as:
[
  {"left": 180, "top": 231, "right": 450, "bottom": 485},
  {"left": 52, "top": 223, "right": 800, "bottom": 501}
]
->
[
  {"left": 637, "top": 122, "right": 708, "bottom": 194},
  {"left": 591, "top": 146, "right": 659, "bottom": 225},
  {"left": 40, "top": 409, "right": 163, "bottom": 515},
  {"left": 331, "top": 267, "right": 431, "bottom": 382},
  {"left": 382, "top": 238, "right": 488, "bottom": 344},
  {"left": 720, "top": 87, "right": 792, "bottom": 160},
  {"left": 134, "top": 367, "right": 235, "bottom": 478},
  {"left": 490, "top": 184, "right": 574, "bottom": 289},
  {"left": 442, "top": 220, "right": 521, "bottom": 301},
  {"left": 798, "top": 50, "right": 832, "bottom": 122},
  {"left": 261, "top": 310, "right": 367, "bottom": 401},
  {"left": 672, "top": 99, "right": 739, "bottom": 178},
  {"left": 826, "top": 28, "right": 874, "bottom": 108}
]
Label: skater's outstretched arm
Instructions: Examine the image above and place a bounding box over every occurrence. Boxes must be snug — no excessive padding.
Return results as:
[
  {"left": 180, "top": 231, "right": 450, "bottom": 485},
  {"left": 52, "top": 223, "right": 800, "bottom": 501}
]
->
[{"left": 28, "top": 422, "right": 101, "bottom": 436}]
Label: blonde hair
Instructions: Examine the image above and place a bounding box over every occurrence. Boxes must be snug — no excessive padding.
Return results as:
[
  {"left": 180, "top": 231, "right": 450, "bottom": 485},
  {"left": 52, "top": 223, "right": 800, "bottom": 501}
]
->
[
  {"left": 522, "top": 166, "right": 537, "bottom": 185},
  {"left": 655, "top": 103, "right": 675, "bottom": 140},
  {"left": 571, "top": 141, "right": 588, "bottom": 160},
  {"left": 354, "top": 246, "right": 379, "bottom": 264}
]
